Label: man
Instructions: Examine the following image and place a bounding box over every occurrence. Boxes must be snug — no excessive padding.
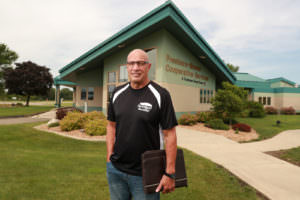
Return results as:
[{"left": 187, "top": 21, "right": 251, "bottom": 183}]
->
[{"left": 106, "top": 49, "right": 178, "bottom": 200}]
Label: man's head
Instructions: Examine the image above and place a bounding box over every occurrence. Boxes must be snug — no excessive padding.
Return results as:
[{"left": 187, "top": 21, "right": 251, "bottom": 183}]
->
[{"left": 127, "top": 49, "right": 151, "bottom": 86}]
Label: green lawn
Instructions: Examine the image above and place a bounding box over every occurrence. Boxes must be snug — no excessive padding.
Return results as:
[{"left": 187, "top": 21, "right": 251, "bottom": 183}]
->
[
  {"left": 268, "top": 147, "right": 300, "bottom": 167},
  {"left": 0, "top": 122, "right": 263, "bottom": 200},
  {"left": 237, "top": 115, "right": 300, "bottom": 141},
  {"left": 0, "top": 105, "right": 54, "bottom": 117}
]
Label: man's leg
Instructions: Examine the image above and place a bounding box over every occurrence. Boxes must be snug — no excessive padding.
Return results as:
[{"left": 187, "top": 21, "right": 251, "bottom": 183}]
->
[
  {"left": 128, "top": 174, "right": 160, "bottom": 200},
  {"left": 106, "top": 162, "right": 131, "bottom": 200}
]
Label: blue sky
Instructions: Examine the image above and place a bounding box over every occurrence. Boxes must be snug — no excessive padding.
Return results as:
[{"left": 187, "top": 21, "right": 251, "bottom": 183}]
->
[{"left": 1, "top": 0, "right": 300, "bottom": 84}]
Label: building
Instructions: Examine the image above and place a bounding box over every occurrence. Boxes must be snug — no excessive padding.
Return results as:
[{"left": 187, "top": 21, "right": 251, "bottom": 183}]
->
[
  {"left": 234, "top": 72, "right": 300, "bottom": 111},
  {"left": 54, "top": 0, "right": 235, "bottom": 117},
  {"left": 54, "top": 1, "right": 300, "bottom": 115}
]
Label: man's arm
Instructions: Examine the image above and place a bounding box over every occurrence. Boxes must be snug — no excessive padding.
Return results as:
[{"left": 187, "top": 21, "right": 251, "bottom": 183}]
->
[
  {"left": 156, "top": 126, "right": 177, "bottom": 193},
  {"left": 106, "top": 120, "right": 116, "bottom": 162}
]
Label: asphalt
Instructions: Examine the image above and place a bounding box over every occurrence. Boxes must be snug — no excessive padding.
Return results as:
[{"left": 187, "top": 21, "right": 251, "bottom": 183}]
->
[{"left": 176, "top": 126, "right": 300, "bottom": 200}]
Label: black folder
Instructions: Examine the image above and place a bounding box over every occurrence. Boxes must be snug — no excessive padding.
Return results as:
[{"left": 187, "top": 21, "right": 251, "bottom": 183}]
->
[{"left": 142, "top": 149, "right": 188, "bottom": 193}]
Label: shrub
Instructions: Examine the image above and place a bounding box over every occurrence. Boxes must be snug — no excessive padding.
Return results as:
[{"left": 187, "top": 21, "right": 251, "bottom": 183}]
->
[
  {"left": 48, "top": 122, "right": 60, "bottom": 128},
  {"left": 280, "top": 106, "right": 296, "bottom": 115},
  {"left": 232, "top": 123, "right": 251, "bottom": 132},
  {"left": 223, "top": 118, "right": 238, "bottom": 125},
  {"left": 264, "top": 106, "right": 278, "bottom": 114},
  {"left": 195, "top": 111, "right": 212, "bottom": 122},
  {"left": 178, "top": 113, "right": 198, "bottom": 125},
  {"left": 247, "top": 101, "right": 265, "bottom": 118},
  {"left": 60, "top": 111, "right": 85, "bottom": 131},
  {"left": 83, "top": 111, "right": 106, "bottom": 121},
  {"left": 205, "top": 119, "right": 229, "bottom": 130},
  {"left": 56, "top": 107, "right": 82, "bottom": 120},
  {"left": 84, "top": 119, "right": 107, "bottom": 136},
  {"left": 239, "top": 109, "right": 250, "bottom": 118}
]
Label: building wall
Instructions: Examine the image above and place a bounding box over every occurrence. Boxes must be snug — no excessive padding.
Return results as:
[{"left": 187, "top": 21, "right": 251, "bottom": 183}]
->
[
  {"left": 102, "top": 29, "right": 165, "bottom": 114},
  {"left": 281, "top": 93, "right": 300, "bottom": 111},
  {"left": 253, "top": 92, "right": 275, "bottom": 107},
  {"left": 157, "top": 30, "right": 216, "bottom": 115},
  {"left": 75, "top": 85, "right": 103, "bottom": 108},
  {"left": 270, "top": 81, "right": 294, "bottom": 88}
]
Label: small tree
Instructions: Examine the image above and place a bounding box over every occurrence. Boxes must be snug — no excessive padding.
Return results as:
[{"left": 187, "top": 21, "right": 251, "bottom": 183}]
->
[
  {"left": 211, "top": 82, "right": 247, "bottom": 125},
  {"left": 226, "top": 63, "right": 239, "bottom": 72},
  {"left": 3, "top": 61, "right": 53, "bottom": 106},
  {"left": 0, "top": 43, "right": 18, "bottom": 95}
]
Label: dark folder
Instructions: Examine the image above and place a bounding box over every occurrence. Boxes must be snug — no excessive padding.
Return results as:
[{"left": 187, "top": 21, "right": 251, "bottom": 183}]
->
[{"left": 142, "top": 149, "right": 188, "bottom": 193}]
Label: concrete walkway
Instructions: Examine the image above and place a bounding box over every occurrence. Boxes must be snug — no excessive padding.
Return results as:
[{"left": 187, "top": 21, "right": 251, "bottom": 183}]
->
[
  {"left": 0, "top": 109, "right": 55, "bottom": 125},
  {"left": 177, "top": 127, "right": 300, "bottom": 200}
]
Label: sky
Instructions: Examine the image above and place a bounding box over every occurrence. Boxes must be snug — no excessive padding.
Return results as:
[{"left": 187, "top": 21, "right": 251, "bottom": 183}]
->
[{"left": 1, "top": 0, "right": 300, "bottom": 84}]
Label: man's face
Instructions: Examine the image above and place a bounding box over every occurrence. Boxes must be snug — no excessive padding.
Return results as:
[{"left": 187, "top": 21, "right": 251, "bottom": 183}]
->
[{"left": 127, "top": 50, "right": 151, "bottom": 84}]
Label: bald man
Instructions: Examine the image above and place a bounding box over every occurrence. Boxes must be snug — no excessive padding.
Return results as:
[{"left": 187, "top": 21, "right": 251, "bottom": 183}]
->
[{"left": 106, "top": 49, "right": 178, "bottom": 200}]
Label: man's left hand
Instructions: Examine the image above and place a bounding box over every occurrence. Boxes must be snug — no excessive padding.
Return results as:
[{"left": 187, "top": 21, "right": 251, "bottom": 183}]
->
[{"left": 155, "top": 175, "right": 175, "bottom": 194}]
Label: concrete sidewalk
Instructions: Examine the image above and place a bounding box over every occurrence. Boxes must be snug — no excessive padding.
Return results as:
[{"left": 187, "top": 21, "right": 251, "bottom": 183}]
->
[
  {"left": 177, "top": 127, "right": 300, "bottom": 200},
  {"left": 0, "top": 109, "right": 55, "bottom": 125}
]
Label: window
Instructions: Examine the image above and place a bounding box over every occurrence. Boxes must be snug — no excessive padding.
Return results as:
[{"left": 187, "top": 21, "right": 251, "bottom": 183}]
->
[
  {"left": 81, "top": 88, "right": 86, "bottom": 100},
  {"left": 108, "top": 85, "right": 116, "bottom": 100},
  {"left": 203, "top": 90, "right": 206, "bottom": 103},
  {"left": 263, "top": 97, "right": 266, "bottom": 105},
  {"left": 119, "top": 65, "right": 128, "bottom": 82},
  {"left": 267, "top": 97, "right": 271, "bottom": 105},
  {"left": 146, "top": 48, "right": 156, "bottom": 80},
  {"left": 88, "top": 87, "right": 94, "bottom": 100},
  {"left": 207, "top": 90, "right": 210, "bottom": 103},
  {"left": 108, "top": 72, "right": 116, "bottom": 83},
  {"left": 258, "top": 97, "right": 262, "bottom": 104},
  {"left": 200, "top": 89, "right": 203, "bottom": 103}
]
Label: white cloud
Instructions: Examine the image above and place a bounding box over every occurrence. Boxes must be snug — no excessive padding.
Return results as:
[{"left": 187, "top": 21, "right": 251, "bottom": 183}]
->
[{"left": 1, "top": 0, "right": 300, "bottom": 83}]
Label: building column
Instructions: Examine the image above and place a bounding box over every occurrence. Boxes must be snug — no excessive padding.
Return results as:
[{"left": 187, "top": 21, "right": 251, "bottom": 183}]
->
[{"left": 55, "top": 85, "right": 61, "bottom": 108}]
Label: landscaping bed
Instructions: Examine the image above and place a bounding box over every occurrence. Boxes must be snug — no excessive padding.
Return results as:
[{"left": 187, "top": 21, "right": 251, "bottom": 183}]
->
[{"left": 179, "top": 123, "right": 259, "bottom": 142}]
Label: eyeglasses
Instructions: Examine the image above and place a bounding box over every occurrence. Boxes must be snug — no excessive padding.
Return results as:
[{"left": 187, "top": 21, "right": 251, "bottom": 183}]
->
[{"left": 126, "top": 61, "right": 149, "bottom": 67}]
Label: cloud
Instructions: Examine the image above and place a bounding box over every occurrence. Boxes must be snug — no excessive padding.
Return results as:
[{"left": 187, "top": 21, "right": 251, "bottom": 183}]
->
[{"left": 1, "top": 0, "right": 300, "bottom": 83}]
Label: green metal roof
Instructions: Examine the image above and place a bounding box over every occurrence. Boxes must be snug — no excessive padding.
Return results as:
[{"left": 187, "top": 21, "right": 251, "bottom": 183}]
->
[
  {"left": 54, "top": 76, "right": 77, "bottom": 86},
  {"left": 57, "top": 0, "right": 235, "bottom": 84},
  {"left": 266, "top": 77, "right": 296, "bottom": 86},
  {"left": 233, "top": 72, "right": 266, "bottom": 82}
]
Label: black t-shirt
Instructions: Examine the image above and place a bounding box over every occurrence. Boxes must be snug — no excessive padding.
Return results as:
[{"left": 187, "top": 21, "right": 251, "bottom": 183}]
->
[{"left": 107, "top": 81, "right": 178, "bottom": 176}]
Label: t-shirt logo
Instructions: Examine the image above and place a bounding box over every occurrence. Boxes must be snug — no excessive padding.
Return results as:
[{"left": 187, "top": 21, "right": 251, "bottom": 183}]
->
[{"left": 137, "top": 102, "right": 152, "bottom": 112}]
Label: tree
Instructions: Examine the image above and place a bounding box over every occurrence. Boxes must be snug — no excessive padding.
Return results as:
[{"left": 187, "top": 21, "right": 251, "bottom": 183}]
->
[
  {"left": 3, "top": 61, "right": 53, "bottom": 106},
  {"left": 0, "top": 43, "right": 18, "bottom": 95},
  {"left": 226, "top": 63, "right": 239, "bottom": 72},
  {"left": 211, "top": 82, "right": 248, "bottom": 125},
  {"left": 60, "top": 88, "right": 73, "bottom": 100}
]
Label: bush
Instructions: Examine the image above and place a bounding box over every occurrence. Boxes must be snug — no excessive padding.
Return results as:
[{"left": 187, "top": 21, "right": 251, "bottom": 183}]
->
[
  {"left": 178, "top": 113, "right": 198, "bottom": 125},
  {"left": 265, "top": 106, "right": 278, "bottom": 114},
  {"left": 84, "top": 119, "right": 107, "bottom": 136},
  {"left": 83, "top": 111, "right": 106, "bottom": 120},
  {"left": 247, "top": 101, "right": 265, "bottom": 118},
  {"left": 56, "top": 107, "right": 82, "bottom": 120},
  {"left": 48, "top": 122, "right": 60, "bottom": 128},
  {"left": 232, "top": 123, "right": 251, "bottom": 132},
  {"left": 223, "top": 118, "right": 238, "bottom": 125},
  {"left": 239, "top": 109, "right": 250, "bottom": 118},
  {"left": 205, "top": 119, "right": 229, "bottom": 130},
  {"left": 280, "top": 106, "right": 296, "bottom": 115},
  {"left": 60, "top": 111, "right": 85, "bottom": 131},
  {"left": 195, "top": 111, "right": 213, "bottom": 123}
]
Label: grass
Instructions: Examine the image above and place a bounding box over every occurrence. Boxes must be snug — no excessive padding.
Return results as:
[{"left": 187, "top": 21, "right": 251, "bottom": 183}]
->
[
  {"left": 267, "top": 147, "right": 300, "bottom": 167},
  {"left": 237, "top": 114, "right": 300, "bottom": 141},
  {"left": 0, "top": 105, "right": 54, "bottom": 117},
  {"left": 0, "top": 122, "right": 264, "bottom": 200}
]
